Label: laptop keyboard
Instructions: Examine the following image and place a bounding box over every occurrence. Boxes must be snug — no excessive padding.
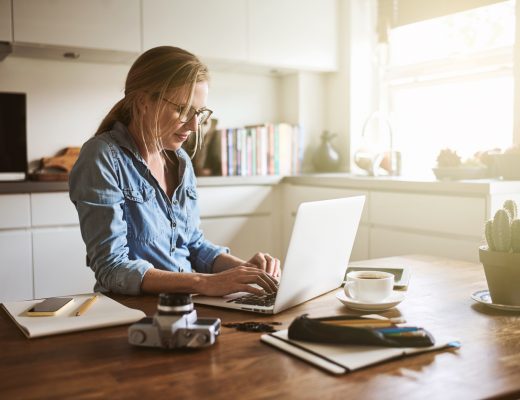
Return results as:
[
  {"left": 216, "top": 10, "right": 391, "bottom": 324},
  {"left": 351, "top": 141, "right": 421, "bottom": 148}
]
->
[{"left": 228, "top": 292, "right": 277, "bottom": 307}]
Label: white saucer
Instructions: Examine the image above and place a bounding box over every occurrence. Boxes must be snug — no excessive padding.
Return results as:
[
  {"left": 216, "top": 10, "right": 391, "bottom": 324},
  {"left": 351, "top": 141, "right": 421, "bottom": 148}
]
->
[
  {"left": 335, "top": 290, "right": 405, "bottom": 312},
  {"left": 471, "top": 289, "right": 520, "bottom": 312}
]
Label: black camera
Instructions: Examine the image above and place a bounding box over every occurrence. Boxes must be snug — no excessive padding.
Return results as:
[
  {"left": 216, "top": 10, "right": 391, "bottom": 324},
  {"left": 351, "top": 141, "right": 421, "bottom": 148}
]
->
[{"left": 128, "top": 293, "right": 221, "bottom": 349}]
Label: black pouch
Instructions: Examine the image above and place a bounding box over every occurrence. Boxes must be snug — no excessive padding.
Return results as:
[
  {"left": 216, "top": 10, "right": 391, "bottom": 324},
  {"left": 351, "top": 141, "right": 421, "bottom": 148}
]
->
[{"left": 288, "top": 314, "right": 435, "bottom": 348}]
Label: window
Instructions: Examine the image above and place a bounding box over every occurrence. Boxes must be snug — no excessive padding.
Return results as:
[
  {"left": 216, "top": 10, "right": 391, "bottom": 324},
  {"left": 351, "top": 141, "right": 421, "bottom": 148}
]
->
[{"left": 380, "top": 0, "right": 515, "bottom": 176}]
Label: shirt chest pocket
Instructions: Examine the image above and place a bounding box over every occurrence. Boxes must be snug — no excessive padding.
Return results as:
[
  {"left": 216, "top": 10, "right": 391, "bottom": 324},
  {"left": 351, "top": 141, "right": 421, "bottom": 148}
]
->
[{"left": 123, "top": 185, "right": 166, "bottom": 243}]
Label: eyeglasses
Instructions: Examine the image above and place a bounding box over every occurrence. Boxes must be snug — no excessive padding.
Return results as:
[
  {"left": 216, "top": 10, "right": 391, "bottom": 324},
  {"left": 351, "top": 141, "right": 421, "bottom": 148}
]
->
[{"left": 162, "top": 98, "right": 213, "bottom": 125}]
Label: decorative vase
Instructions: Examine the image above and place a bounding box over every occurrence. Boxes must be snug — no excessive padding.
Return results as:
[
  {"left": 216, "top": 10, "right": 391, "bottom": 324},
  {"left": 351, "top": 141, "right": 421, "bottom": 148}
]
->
[{"left": 312, "top": 131, "right": 340, "bottom": 172}]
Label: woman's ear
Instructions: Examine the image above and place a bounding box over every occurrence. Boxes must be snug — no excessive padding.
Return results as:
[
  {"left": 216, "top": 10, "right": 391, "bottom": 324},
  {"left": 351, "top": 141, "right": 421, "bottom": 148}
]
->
[{"left": 135, "top": 92, "right": 152, "bottom": 114}]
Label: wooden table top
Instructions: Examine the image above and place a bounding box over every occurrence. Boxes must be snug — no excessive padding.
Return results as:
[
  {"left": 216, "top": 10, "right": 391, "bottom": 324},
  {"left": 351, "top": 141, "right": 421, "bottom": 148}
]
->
[{"left": 1, "top": 255, "right": 520, "bottom": 400}]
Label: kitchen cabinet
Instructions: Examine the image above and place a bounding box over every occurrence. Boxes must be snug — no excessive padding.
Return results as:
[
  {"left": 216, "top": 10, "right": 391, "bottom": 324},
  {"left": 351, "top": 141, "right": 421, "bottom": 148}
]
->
[
  {"left": 248, "top": 0, "right": 338, "bottom": 71},
  {"left": 31, "top": 192, "right": 79, "bottom": 227},
  {"left": 0, "top": 230, "right": 32, "bottom": 302},
  {"left": 197, "top": 185, "right": 281, "bottom": 260},
  {"left": 142, "top": 0, "right": 338, "bottom": 71},
  {"left": 29, "top": 192, "right": 95, "bottom": 298},
  {"left": 370, "top": 227, "right": 479, "bottom": 262},
  {"left": 283, "top": 178, "right": 497, "bottom": 263},
  {"left": 0, "top": 194, "right": 32, "bottom": 302},
  {"left": 201, "top": 216, "right": 275, "bottom": 261},
  {"left": 142, "top": 0, "right": 248, "bottom": 62},
  {"left": 0, "top": 0, "right": 12, "bottom": 42},
  {"left": 12, "top": 0, "right": 141, "bottom": 52},
  {"left": 0, "top": 194, "right": 31, "bottom": 229},
  {"left": 282, "top": 184, "right": 370, "bottom": 262},
  {"left": 0, "top": 182, "right": 281, "bottom": 300},
  {"left": 32, "top": 226, "right": 95, "bottom": 299},
  {"left": 370, "top": 191, "right": 485, "bottom": 237}
]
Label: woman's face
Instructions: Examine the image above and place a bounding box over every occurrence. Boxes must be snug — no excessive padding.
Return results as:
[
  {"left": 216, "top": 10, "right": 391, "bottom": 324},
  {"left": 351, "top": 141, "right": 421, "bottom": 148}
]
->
[{"left": 152, "top": 80, "right": 209, "bottom": 152}]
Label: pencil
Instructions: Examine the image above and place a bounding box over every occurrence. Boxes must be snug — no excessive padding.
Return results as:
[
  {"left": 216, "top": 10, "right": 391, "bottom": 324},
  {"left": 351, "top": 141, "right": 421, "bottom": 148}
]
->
[
  {"left": 75, "top": 294, "right": 98, "bottom": 316},
  {"left": 321, "top": 319, "right": 398, "bottom": 328}
]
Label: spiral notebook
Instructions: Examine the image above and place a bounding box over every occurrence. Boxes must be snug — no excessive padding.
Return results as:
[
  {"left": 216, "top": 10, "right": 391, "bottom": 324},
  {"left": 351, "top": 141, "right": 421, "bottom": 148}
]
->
[
  {"left": 261, "top": 329, "right": 460, "bottom": 375},
  {"left": 1, "top": 293, "right": 145, "bottom": 338}
]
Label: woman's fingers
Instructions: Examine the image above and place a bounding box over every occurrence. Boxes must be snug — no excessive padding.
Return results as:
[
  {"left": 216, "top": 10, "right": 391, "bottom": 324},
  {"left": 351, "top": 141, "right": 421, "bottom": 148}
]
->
[
  {"left": 228, "top": 266, "right": 278, "bottom": 293},
  {"left": 238, "top": 284, "right": 265, "bottom": 295},
  {"left": 247, "top": 252, "right": 281, "bottom": 278}
]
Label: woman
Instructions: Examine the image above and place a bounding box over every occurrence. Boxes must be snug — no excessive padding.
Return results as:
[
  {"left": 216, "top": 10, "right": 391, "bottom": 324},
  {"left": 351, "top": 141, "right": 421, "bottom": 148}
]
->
[{"left": 69, "top": 46, "right": 280, "bottom": 296}]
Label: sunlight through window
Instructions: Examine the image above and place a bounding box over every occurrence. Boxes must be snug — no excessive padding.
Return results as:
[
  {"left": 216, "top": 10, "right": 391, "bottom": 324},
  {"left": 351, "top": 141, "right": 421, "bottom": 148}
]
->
[{"left": 384, "top": 0, "right": 516, "bottom": 176}]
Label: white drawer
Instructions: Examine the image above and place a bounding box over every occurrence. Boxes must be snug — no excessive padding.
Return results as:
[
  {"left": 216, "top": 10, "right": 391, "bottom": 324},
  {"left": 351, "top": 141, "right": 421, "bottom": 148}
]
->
[
  {"left": 370, "top": 227, "right": 480, "bottom": 262},
  {"left": 370, "top": 191, "right": 485, "bottom": 237},
  {"left": 284, "top": 185, "right": 369, "bottom": 223},
  {"left": 31, "top": 192, "right": 79, "bottom": 227},
  {"left": 197, "top": 186, "right": 273, "bottom": 217},
  {"left": 0, "top": 194, "right": 31, "bottom": 229}
]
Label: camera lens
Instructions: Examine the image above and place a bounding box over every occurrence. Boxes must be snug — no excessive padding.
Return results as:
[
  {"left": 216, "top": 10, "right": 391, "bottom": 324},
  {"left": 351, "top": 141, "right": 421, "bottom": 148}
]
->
[{"left": 157, "top": 293, "right": 194, "bottom": 315}]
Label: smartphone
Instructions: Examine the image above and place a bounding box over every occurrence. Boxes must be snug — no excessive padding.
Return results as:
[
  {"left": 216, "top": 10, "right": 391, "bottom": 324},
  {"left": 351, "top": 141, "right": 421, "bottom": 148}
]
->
[{"left": 26, "top": 297, "right": 74, "bottom": 316}]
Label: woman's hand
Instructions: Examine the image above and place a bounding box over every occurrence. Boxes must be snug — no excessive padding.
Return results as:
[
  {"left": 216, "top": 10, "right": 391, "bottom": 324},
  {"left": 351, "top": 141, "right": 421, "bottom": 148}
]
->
[
  {"left": 197, "top": 266, "right": 279, "bottom": 297},
  {"left": 245, "top": 252, "right": 281, "bottom": 279}
]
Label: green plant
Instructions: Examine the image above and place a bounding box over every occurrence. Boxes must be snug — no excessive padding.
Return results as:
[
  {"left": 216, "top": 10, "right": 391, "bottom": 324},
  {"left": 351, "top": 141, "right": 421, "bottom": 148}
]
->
[
  {"left": 503, "top": 199, "right": 517, "bottom": 219},
  {"left": 436, "top": 148, "right": 461, "bottom": 168},
  {"left": 485, "top": 200, "right": 520, "bottom": 253}
]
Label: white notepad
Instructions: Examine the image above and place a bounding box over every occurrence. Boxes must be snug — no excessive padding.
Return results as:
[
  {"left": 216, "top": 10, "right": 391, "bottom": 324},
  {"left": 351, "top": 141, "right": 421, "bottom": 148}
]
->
[
  {"left": 2, "top": 293, "right": 145, "bottom": 338},
  {"left": 261, "top": 329, "right": 460, "bottom": 375}
]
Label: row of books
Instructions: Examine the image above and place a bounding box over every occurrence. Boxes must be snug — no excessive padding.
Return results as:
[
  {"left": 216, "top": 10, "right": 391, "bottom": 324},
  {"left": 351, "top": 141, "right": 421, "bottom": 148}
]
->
[{"left": 201, "top": 123, "right": 304, "bottom": 176}]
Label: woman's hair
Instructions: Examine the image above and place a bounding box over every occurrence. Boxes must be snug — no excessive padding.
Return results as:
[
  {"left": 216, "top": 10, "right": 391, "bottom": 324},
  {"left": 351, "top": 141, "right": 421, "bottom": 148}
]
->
[{"left": 95, "top": 46, "right": 209, "bottom": 158}]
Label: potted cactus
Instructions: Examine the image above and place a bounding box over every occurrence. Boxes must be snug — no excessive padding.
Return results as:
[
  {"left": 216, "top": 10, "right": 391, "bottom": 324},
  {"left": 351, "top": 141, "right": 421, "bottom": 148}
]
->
[{"left": 479, "top": 199, "right": 520, "bottom": 305}]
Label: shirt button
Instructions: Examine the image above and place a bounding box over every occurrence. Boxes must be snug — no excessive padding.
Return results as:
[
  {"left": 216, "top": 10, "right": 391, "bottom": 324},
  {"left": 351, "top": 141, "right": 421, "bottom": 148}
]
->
[
  {"left": 172, "top": 221, "right": 176, "bottom": 228},
  {"left": 173, "top": 200, "right": 178, "bottom": 205}
]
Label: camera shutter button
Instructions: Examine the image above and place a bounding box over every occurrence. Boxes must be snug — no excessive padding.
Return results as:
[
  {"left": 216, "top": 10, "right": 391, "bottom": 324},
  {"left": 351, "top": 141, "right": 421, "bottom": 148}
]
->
[{"left": 130, "top": 329, "right": 146, "bottom": 344}]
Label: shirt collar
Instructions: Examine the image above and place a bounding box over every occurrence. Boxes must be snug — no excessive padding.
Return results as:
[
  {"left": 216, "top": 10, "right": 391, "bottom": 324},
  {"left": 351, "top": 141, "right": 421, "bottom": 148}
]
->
[{"left": 111, "top": 121, "right": 146, "bottom": 163}]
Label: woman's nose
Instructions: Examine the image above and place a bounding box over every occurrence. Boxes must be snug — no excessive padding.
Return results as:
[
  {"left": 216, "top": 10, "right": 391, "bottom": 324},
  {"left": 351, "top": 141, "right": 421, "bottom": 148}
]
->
[{"left": 186, "top": 113, "right": 199, "bottom": 131}]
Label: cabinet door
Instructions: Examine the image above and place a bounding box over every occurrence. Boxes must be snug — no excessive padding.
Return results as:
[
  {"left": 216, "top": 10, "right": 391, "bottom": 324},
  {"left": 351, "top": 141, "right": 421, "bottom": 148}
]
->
[
  {"left": 142, "top": 0, "right": 248, "bottom": 62},
  {"left": 370, "top": 191, "right": 485, "bottom": 237},
  {"left": 31, "top": 192, "right": 79, "bottom": 227},
  {"left": 283, "top": 185, "right": 369, "bottom": 260},
  {"left": 0, "top": 0, "right": 12, "bottom": 42},
  {"left": 13, "top": 0, "right": 141, "bottom": 52},
  {"left": 248, "top": 0, "right": 338, "bottom": 71},
  {"left": 0, "top": 230, "right": 32, "bottom": 302},
  {"left": 200, "top": 216, "right": 275, "bottom": 261},
  {"left": 33, "top": 226, "right": 96, "bottom": 298},
  {"left": 0, "top": 194, "right": 30, "bottom": 229},
  {"left": 370, "top": 227, "right": 480, "bottom": 262}
]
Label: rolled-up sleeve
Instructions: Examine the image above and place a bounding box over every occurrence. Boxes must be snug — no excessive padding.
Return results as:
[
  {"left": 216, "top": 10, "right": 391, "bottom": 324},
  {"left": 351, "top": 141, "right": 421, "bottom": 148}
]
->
[
  {"left": 69, "top": 138, "right": 153, "bottom": 294},
  {"left": 188, "top": 226, "right": 229, "bottom": 274}
]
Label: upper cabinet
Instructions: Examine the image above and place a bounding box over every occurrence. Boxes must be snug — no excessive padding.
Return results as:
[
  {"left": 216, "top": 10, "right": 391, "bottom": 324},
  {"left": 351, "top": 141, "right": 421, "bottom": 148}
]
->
[
  {"left": 0, "top": 0, "right": 12, "bottom": 42},
  {"left": 12, "top": 0, "right": 141, "bottom": 52},
  {"left": 248, "top": 0, "right": 338, "bottom": 71},
  {"left": 142, "top": 0, "right": 338, "bottom": 72},
  {"left": 6, "top": 0, "right": 337, "bottom": 71},
  {"left": 142, "top": 0, "right": 248, "bottom": 62}
]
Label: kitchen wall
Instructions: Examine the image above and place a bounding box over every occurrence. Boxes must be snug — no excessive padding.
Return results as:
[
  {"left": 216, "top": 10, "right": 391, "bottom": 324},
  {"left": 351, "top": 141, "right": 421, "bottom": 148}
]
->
[{"left": 0, "top": 55, "right": 282, "bottom": 169}]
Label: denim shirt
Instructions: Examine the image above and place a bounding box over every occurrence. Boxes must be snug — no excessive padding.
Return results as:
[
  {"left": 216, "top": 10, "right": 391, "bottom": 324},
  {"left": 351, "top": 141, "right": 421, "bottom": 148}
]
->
[{"left": 69, "top": 121, "right": 229, "bottom": 295}]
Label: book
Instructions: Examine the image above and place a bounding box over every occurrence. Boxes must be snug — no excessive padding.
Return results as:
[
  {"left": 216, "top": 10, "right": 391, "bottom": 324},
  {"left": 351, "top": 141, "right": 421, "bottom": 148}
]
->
[
  {"left": 2, "top": 293, "right": 146, "bottom": 339},
  {"left": 261, "top": 329, "right": 460, "bottom": 375}
]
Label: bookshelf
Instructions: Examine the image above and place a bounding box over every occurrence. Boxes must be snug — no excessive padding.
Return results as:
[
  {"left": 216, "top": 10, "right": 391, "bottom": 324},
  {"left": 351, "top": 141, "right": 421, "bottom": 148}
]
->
[{"left": 187, "top": 122, "right": 304, "bottom": 177}]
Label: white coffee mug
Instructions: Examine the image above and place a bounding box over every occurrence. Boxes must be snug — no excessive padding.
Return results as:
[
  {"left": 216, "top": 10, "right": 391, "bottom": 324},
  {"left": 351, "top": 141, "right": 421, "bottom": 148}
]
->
[{"left": 344, "top": 271, "right": 394, "bottom": 303}]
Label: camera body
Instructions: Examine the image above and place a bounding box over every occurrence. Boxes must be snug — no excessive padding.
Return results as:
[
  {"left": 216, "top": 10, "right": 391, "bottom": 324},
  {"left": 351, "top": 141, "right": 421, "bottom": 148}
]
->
[{"left": 128, "top": 293, "right": 220, "bottom": 349}]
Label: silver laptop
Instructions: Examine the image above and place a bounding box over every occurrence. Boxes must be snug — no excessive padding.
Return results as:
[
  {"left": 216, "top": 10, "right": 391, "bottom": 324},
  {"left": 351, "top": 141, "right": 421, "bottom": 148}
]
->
[{"left": 193, "top": 196, "right": 365, "bottom": 314}]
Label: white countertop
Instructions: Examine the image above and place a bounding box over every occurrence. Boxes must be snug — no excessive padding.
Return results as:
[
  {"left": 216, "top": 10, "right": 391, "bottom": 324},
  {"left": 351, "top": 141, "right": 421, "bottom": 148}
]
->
[
  {"left": 2, "top": 173, "right": 520, "bottom": 195},
  {"left": 283, "top": 173, "right": 520, "bottom": 195}
]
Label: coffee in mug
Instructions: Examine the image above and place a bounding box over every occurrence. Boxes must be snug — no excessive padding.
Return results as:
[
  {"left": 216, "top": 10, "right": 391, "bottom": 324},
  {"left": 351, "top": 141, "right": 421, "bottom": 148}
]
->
[{"left": 344, "top": 271, "right": 394, "bottom": 303}]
